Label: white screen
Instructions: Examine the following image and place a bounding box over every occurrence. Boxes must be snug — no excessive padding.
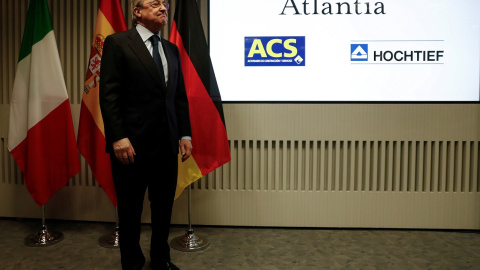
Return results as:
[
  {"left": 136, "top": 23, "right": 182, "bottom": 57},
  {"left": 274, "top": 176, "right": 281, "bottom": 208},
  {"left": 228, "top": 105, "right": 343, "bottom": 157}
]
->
[{"left": 210, "top": 0, "right": 480, "bottom": 102}]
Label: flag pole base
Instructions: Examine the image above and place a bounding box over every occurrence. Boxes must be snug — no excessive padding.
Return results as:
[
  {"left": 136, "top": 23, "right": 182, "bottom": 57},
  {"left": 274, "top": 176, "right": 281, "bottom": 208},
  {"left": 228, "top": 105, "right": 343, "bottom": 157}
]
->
[
  {"left": 99, "top": 225, "right": 120, "bottom": 248},
  {"left": 24, "top": 225, "right": 63, "bottom": 247},
  {"left": 170, "top": 228, "right": 209, "bottom": 252},
  {"left": 98, "top": 226, "right": 120, "bottom": 248}
]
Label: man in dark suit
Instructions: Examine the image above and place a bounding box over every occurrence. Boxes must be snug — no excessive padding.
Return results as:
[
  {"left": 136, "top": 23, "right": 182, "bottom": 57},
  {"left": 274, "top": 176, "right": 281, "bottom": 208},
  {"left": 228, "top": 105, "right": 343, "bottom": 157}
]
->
[{"left": 99, "top": 1, "right": 191, "bottom": 269}]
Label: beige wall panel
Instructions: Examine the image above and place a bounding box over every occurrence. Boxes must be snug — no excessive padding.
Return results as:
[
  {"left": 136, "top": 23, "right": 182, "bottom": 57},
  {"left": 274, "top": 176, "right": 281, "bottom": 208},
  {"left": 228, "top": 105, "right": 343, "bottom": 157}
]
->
[
  {"left": 0, "top": 183, "right": 116, "bottom": 222},
  {"left": 171, "top": 190, "right": 480, "bottom": 229},
  {"left": 223, "top": 104, "right": 480, "bottom": 141}
]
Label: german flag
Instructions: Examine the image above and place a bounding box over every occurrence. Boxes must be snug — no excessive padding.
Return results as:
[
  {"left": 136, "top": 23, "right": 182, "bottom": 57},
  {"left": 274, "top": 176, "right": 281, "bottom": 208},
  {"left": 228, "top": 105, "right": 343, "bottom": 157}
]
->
[
  {"left": 170, "top": 0, "right": 231, "bottom": 199},
  {"left": 77, "top": 0, "right": 127, "bottom": 206}
]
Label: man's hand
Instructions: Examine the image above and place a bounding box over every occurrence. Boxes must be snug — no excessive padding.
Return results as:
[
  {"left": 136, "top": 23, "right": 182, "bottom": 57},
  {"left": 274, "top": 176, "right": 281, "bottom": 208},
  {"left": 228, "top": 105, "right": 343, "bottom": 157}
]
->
[
  {"left": 179, "top": 139, "right": 193, "bottom": 162},
  {"left": 113, "top": 138, "right": 136, "bottom": 164}
]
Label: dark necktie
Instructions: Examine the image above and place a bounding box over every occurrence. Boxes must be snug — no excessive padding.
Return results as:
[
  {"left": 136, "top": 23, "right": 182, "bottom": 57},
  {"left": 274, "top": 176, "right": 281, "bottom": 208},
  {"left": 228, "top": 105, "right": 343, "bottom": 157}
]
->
[{"left": 149, "top": 35, "right": 165, "bottom": 81}]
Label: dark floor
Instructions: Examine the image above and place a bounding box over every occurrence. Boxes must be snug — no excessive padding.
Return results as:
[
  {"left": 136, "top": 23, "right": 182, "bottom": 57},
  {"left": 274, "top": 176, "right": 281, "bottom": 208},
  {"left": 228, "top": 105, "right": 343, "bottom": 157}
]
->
[{"left": 0, "top": 218, "right": 479, "bottom": 270}]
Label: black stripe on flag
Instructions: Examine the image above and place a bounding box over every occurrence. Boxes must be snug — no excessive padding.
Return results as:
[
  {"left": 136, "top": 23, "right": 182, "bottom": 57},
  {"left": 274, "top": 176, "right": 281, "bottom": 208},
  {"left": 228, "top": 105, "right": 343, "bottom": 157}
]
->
[{"left": 172, "top": 0, "right": 226, "bottom": 125}]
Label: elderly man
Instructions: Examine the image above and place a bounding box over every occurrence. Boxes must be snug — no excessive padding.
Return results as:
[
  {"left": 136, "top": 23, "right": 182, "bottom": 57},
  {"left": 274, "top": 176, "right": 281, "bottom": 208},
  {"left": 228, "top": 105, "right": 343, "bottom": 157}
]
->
[{"left": 100, "top": 1, "right": 192, "bottom": 269}]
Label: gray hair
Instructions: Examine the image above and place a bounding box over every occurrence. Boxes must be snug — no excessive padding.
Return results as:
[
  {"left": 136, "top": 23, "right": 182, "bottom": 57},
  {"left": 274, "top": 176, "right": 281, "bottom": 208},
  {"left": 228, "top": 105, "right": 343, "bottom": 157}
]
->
[{"left": 131, "top": 0, "right": 144, "bottom": 25}]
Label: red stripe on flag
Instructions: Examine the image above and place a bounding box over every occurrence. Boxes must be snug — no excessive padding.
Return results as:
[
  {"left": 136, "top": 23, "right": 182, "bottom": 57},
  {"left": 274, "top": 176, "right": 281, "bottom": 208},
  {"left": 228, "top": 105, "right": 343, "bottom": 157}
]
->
[
  {"left": 77, "top": 101, "right": 117, "bottom": 205},
  {"left": 78, "top": 0, "right": 126, "bottom": 206},
  {"left": 99, "top": 0, "right": 127, "bottom": 33},
  {"left": 10, "top": 100, "right": 80, "bottom": 206},
  {"left": 170, "top": 23, "right": 230, "bottom": 175}
]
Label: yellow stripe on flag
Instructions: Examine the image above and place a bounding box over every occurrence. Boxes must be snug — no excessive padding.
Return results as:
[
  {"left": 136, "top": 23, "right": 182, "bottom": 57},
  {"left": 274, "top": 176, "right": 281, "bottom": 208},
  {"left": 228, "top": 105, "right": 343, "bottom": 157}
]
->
[
  {"left": 176, "top": 154, "right": 203, "bottom": 199},
  {"left": 82, "top": 10, "right": 116, "bottom": 135}
]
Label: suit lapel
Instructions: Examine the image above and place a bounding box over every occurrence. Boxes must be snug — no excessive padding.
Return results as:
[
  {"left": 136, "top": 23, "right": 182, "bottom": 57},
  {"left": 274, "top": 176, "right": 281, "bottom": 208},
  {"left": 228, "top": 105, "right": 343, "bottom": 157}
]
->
[{"left": 126, "top": 29, "right": 167, "bottom": 92}]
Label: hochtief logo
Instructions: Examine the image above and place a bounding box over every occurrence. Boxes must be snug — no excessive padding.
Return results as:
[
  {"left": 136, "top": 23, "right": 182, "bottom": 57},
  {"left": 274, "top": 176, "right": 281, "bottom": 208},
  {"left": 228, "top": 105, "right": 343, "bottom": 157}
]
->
[
  {"left": 245, "top": 36, "right": 306, "bottom": 66},
  {"left": 350, "top": 41, "right": 445, "bottom": 64},
  {"left": 351, "top": 44, "right": 368, "bottom": 61}
]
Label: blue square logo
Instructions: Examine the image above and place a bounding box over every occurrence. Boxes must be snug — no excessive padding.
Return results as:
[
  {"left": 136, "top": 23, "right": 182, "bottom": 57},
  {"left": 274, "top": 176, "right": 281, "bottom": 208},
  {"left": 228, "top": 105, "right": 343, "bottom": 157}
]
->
[{"left": 351, "top": 44, "right": 368, "bottom": 61}]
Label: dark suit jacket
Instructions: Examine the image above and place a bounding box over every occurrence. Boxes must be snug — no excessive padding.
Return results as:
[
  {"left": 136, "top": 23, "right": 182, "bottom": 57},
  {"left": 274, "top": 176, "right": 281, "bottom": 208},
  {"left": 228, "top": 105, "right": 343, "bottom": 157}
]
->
[{"left": 100, "top": 28, "right": 191, "bottom": 156}]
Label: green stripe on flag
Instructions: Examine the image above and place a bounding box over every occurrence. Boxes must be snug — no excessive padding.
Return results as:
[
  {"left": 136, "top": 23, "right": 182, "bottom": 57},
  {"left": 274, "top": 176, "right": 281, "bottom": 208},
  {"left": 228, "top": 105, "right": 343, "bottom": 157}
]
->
[{"left": 18, "top": 0, "right": 54, "bottom": 62}]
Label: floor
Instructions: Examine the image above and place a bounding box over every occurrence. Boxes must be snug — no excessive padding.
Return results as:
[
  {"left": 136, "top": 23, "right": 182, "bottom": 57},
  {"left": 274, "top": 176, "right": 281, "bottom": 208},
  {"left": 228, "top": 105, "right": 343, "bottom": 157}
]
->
[{"left": 0, "top": 218, "right": 479, "bottom": 270}]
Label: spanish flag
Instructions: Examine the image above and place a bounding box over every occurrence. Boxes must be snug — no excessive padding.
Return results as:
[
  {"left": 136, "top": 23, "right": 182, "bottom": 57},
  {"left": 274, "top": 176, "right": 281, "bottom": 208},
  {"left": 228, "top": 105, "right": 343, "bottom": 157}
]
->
[
  {"left": 8, "top": 0, "right": 80, "bottom": 206},
  {"left": 170, "top": 0, "right": 231, "bottom": 199},
  {"left": 77, "top": 0, "right": 127, "bottom": 206}
]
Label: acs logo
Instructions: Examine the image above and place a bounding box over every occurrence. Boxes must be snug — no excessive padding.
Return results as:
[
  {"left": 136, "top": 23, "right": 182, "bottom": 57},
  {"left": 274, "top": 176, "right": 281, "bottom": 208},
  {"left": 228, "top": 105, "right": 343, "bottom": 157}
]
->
[{"left": 245, "top": 36, "right": 305, "bottom": 66}]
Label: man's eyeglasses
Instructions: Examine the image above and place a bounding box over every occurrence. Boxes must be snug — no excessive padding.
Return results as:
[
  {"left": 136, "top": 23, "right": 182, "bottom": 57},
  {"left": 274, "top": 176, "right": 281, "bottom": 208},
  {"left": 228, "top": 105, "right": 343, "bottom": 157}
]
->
[{"left": 144, "top": 1, "right": 169, "bottom": 9}]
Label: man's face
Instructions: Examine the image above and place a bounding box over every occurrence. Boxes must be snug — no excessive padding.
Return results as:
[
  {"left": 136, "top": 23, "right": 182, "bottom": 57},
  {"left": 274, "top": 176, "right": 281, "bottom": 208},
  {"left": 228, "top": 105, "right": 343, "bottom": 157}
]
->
[{"left": 135, "top": 1, "right": 168, "bottom": 31}]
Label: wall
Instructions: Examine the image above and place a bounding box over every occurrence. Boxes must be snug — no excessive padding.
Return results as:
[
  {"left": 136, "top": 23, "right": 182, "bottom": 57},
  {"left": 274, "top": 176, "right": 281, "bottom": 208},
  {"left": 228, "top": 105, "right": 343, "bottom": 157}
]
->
[{"left": 1, "top": 0, "right": 479, "bottom": 229}]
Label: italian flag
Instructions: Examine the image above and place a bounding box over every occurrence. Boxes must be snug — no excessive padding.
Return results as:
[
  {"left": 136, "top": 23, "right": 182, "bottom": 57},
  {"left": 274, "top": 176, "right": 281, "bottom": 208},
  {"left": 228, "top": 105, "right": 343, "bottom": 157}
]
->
[
  {"left": 77, "top": 0, "right": 127, "bottom": 206},
  {"left": 8, "top": 0, "right": 80, "bottom": 206},
  {"left": 170, "top": 0, "right": 231, "bottom": 199}
]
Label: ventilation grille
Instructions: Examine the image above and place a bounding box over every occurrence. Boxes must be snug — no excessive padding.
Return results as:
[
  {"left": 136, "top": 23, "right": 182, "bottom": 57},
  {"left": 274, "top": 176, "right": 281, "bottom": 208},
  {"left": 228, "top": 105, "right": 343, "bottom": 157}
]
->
[
  {"left": 3, "top": 139, "right": 479, "bottom": 193},
  {"left": 197, "top": 140, "right": 479, "bottom": 193}
]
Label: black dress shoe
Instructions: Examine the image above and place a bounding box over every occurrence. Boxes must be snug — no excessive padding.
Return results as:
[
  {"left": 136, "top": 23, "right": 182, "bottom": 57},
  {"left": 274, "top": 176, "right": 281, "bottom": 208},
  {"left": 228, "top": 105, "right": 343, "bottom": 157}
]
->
[
  {"left": 122, "top": 256, "right": 146, "bottom": 270},
  {"left": 151, "top": 260, "right": 180, "bottom": 270},
  {"left": 123, "top": 262, "right": 145, "bottom": 270},
  {"left": 166, "top": 261, "right": 180, "bottom": 270}
]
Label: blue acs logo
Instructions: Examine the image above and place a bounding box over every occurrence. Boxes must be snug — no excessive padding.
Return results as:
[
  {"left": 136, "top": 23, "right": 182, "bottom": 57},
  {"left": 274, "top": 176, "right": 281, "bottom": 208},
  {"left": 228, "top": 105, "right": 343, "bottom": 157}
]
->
[
  {"left": 351, "top": 44, "right": 368, "bottom": 61},
  {"left": 245, "top": 36, "right": 305, "bottom": 66}
]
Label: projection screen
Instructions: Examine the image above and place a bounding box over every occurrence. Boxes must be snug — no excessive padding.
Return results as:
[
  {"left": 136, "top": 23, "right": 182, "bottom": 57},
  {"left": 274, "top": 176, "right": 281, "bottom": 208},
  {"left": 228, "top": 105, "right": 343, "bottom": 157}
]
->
[{"left": 209, "top": 0, "right": 480, "bottom": 102}]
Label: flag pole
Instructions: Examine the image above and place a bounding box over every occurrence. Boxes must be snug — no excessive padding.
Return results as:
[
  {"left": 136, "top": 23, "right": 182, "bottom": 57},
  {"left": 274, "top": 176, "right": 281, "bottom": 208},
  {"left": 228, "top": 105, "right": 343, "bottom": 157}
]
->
[
  {"left": 170, "top": 0, "right": 214, "bottom": 252},
  {"left": 170, "top": 184, "right": 209, "bottom": 251},
  {"left": 24, "top": 205, "right": 64, "bottom": 247},
  {"left": 98, "top": 206, "right": 120, "bottom": 248}
]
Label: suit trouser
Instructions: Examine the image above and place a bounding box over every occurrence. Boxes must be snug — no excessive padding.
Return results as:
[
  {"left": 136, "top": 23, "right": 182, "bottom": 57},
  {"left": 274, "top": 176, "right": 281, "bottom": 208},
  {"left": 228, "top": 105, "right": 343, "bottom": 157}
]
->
[{"left": 110, "top": 145, "right": 178, "bottom": 268}]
